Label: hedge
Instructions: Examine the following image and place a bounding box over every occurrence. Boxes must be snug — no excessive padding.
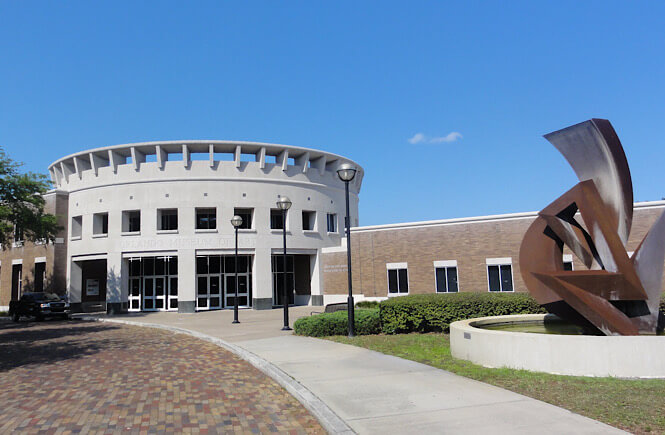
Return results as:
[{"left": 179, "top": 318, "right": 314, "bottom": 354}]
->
[
  {"left": 356, "top": 300, "right": 380, "bottom": 309},
  {"left": 379, "top": 293, "right": 546, "bottom": 334},
  {"left": 294, "top": 309, "right": 380, "bottom": 337}
]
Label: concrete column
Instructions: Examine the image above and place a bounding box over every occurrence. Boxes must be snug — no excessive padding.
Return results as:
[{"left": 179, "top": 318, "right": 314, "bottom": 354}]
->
[
  {"left": 310, "top": 250, "right": 323, "bottom": 306},
  {"left": 178, "top": 249, "right": 196, "bottom": 313},
  {"left": 106, "top": 251, "right": 126, "bottom": 314},
  {"left": 69, "top": 260, "right": 82, "bottom": 311},
  {"left": 252, "top": 246, "right": 273, "bottom": 309}
]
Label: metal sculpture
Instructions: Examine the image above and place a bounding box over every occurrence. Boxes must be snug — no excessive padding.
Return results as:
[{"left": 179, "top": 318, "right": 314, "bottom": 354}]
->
[{"left": 519, "top": 119, "right": 665, "bottom": 336}]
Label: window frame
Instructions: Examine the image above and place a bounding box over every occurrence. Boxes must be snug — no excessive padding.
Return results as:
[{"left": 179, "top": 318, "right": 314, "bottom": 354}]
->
[
  {"left": 486, "top": 257, "right": 514, "bottom": 292},
  {"left": 562, "top": 254, "right": 574, "bottom": 271},
  {"left": 195, "top": 208, "right": 217, "bottom": 231},
  {"left": 157, "top": 208, "right": 179, "bottom": 232},
  {"left": 93, "top": 212, "right": 108, "bottom": 237},
  {"left": 326, "top": 213, "right": 337, "bottom": 233},
  {"left": 233, "top": 208, "right": 253, "bottom": 230},
  {"left": 71, "top": 215, "right": 83, "bottom": 240},
  {"left": 433, "top": 260, "right": 459, "bottom": 293},
  {"left": 386, "top": 262, "right": 409, "bottom": 296},
  {"left": 302, "top": 210, "right": 316, "bottom": 232},
  {"left": 270, "top": 209, "right": 286, "bottom": 230}
]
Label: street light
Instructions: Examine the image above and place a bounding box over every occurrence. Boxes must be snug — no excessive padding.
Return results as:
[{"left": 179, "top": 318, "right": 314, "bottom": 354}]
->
[
  {"left": 230, "top": 215, "right": 243, "bottom": 324},
  {"left": 337, "top": 163, "right": 357, "bottom": 337},
  {"left": 276, "top": 196, "right": 292, "bottom": 330}
]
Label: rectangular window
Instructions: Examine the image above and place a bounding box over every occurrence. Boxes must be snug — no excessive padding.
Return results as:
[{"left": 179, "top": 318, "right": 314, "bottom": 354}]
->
[
  {"left": 435, "top": 261, "right": 458, "bottom": 293},
  {"left": 158, "top": 209, "right": 178, "bottom": 231},
  {"left": 302, "top": 210, "right": 316, "bottom": 231},
  {"left": 387, "top": 263, "right": 408, "bottom": 294},
  {"left": 487, "top": 259, "right": 513, "bottom": 292},
  {"left": 327, "top": 213, "right": 337, "bottom": 233},
  {"left": 93, "top": 212, "right": 108, "bottom": 235},
  {"left": 563, "top": 254, "right": 573, "bottom": 271},
  {"left": 122, "top": 210, "right": 141, "bottom": 233},
  {"left": 233, "top": 208, "right": 253, "bottom": 229},
  {"left": 270, "top": 209, "right": 285, "bottom": 230},
  {"left": 196, "top": 208, "right": 216, "bottom": 230},
  {"left": 71, "top": 216, "right": 83, "bottom": 239}
]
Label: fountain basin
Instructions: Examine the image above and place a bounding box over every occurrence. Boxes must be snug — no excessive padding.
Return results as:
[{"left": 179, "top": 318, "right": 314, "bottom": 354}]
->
[{"left": 450, "top": 314, "right": 665, "bottom": 378}]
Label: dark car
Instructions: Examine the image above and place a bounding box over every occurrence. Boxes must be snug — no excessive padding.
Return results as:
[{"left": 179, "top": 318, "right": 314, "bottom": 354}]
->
[{"left": 9, "top": 292, "right": 71, "bottom": 322}]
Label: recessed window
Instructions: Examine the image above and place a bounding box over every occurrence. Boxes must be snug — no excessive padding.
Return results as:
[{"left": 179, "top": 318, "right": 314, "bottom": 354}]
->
[
  {"left": 435, "top": 261, "right": 458, "bottom": 293},
  {"left": 326, "top": 213, "right": 337, "bottom": 233},
  {"left": 387, "top": 263, "right": 409, "bottom": 295},
  {"left": 270, "top": 209, "right": 285, "bottom": 230},
  {"left": 158, "top": 209, "right": 178, "bottom": 231},
  {"left": 93, "top": 213, "right": 108, "bottom": 235},
  {"left": 234, "top": 208, "right": 253, "bottom": 229},
  {"left": 71, "top": 216, "right": 82, "bottom": 239},
  {"left": 563, "top": 254, "right": 573, "bottom": 271},
  {"left": 302, "top": 210, "right": 316, "bottom": 231},
  {"left": 122, "top": 210, "right": 141, "bottom": 233},
  {"left": 196, "top": 208, "right": 216, "bottom": 230},
  {"left": 487, "top": 258, "right": 513, "bottom": 292}
]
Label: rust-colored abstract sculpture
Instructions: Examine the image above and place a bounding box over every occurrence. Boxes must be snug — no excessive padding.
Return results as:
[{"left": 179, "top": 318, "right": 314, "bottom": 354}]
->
[{"left": 519, "top": 119, "right": 665, "bottom": 336}]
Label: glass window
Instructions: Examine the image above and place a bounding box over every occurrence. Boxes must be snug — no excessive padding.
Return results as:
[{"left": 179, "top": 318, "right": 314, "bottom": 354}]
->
[
  {"left": 122, "top": 210, "right": 140, "bottom": 232},
  {"left": 327, "top": 213, "right": 337, "bottom": 232},
  {"left": 387, "top": 267, "right": 408, "bottom": 294},
  {"left": 302, "top": 211, "right": 316, "bottom": 231},
  {"left": 234, "top": 208, "right": 253, "bottom": 229},
  {"left": 563, "top": 261, "right": 573, "bottom": 271},
  {"left": 488, "top": 264, "right": 513, "bottom": 292},
  {"left": 93, "top": 213, "right": 108, "bottom": 235},
  {"left": 436, "top": 266, "right": 459, "bottom": 293},
  {"left": 270, "top": 209, "right": 285, "bottom": 230},
  {"left": 196, "top": 208, "right": 216, "bottom": 230},
  {"left": 159, "top": 209, "right": 178, "bottom": 231},
  {"left": 71, "top": 216, "right": 82, "bottom": 238}
]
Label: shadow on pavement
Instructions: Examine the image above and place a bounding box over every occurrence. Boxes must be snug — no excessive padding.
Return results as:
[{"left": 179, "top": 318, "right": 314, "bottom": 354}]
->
[{"left": 0, "top": 321, "right": 122, "bottom": 372}]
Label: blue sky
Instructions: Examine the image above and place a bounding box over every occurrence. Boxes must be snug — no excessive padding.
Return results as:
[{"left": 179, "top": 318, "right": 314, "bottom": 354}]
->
[{"left": 1, "top": 1, "right": 664, "bottom": 226}]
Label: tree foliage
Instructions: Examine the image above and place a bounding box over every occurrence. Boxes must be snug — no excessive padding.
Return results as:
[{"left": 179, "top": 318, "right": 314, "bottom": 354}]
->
[{"left": 0, "top": 147, "right": 60, "bottom": 247}]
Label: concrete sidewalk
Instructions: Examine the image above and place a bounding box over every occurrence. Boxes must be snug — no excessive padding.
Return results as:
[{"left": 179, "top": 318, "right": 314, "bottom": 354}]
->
[{"left": 86, "top": 308, "right": 624, "bottom": 434}]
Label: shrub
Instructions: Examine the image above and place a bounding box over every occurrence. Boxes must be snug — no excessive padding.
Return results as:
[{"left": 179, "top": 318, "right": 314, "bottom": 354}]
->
[
  {"left": 294, "top": 309, "right": 380, "bottom": 337},
  {"left": 356, "top": 300, "right": 380, "bottom": 309},
  {"left": 379, "top": 293, "right": 546, "bottom": 334}
]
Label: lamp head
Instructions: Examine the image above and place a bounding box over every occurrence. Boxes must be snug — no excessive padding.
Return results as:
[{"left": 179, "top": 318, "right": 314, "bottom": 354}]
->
[
  {"left": 230, "top": 215, "right": 243, "bottom": 228},
  {"left": 336, "top": 163, "right": 357, "bottom": 182},
  {"left": 276, "top": 196, "right": 292, "bottom": 211}
]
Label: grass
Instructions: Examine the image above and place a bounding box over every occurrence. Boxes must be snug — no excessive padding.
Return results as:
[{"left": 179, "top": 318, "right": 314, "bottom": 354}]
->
[{"left": 327, "top": 333, "right": 665, "bottom": 434}]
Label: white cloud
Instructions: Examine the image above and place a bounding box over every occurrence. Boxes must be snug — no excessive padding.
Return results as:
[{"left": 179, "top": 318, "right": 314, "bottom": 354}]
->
[
  {"left": 408, "top": 131, "right": 462, "bottom": 145},
  {"left": 408, "top": 133, "right": 426, "bottom": 144}
]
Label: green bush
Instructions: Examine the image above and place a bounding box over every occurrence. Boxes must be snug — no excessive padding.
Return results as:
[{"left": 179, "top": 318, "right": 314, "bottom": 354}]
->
[
  {"left": 379, "top": 293, "right": 546, "bottom": 334},
  {"left": 356, "top": 300, "right": 380, "bottom": 309},
  {"left": 294, "top": 309, "right": 380, "bottom": 337}
]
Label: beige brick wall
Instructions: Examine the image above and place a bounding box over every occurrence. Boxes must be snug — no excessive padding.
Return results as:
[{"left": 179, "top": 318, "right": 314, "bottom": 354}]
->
[
  {"left": 0, "top": 191, "right": 68, "bottom": 306},
  {"left": 322, "top": 206, "right": 665, "bottom": 297}
]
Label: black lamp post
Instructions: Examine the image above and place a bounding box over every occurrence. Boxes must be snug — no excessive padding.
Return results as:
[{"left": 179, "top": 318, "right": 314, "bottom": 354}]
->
[
  {"left": 276, "top": 196, "right": 292, "bottom": 330},
  {"left": 230, "top": 214, "right": 243, "bottom": 324},
  {"left": 336, "top": 163, "right": 358, "bottom": 337}
]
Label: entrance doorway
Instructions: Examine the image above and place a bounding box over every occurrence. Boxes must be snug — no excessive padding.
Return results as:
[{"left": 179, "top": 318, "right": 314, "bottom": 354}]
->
[
  {"left": 271, "top": 254, "right": 312, "bottom": 306},
  {"left": 195, "top": 255, "right": 252, "bottom": 310},
  {"left": 128, "top": 256, "right": 178, "bottom": 312},
  {"left": 11, "top": 264, "right": 22, "bottom": 301}
]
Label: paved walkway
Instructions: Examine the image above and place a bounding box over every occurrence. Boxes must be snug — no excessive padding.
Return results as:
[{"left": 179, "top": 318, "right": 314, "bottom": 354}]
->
[
  {"left": 89, "top": 308, "right": 626, "bottom": 434},
  {"left": 0, "top": 320, "right": 323, "bottom": 434}
]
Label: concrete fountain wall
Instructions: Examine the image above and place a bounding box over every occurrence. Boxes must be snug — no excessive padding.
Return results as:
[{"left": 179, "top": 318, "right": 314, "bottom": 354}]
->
[{"left": 450, "top": 314, "right": 665, "bottom": 378}]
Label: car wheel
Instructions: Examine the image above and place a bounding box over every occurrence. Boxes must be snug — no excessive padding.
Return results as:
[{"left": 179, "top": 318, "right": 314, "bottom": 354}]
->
[
  {"left": 12, "top": 313, "right": 20, "bottom": 322},
  {"left": 61, "top": 314, "right": 70, "bottom": 321}
]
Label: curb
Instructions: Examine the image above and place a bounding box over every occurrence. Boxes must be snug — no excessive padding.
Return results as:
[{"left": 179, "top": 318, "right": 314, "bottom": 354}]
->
[{"left": 82, "top": 316, "right": 354, "bottom": 435}]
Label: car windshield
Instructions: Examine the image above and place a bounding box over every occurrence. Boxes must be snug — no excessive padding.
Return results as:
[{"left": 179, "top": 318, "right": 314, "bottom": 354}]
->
[{"left": 33, "top": 293, "right": 61, "bottom": 302}]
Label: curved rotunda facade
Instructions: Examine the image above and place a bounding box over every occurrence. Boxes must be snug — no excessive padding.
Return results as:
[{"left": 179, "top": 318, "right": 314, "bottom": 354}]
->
[{"left": 48, "top": 140, "right": 363, "bottom": 313}]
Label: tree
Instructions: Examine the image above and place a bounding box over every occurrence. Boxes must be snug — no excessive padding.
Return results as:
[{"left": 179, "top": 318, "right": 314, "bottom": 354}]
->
[{"left": 0, "top": 147, "right": 60, "bottom": 247}]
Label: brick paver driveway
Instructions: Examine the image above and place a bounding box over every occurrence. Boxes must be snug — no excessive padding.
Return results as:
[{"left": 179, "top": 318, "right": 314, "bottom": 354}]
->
[{"left": 0, "top": 320, "right": 323, "bottom": 434}]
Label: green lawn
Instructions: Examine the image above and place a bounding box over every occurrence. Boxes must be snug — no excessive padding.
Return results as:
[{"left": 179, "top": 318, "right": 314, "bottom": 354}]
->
[{"left": 327, "top": 333, "right": 665, "bottom": 434}]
